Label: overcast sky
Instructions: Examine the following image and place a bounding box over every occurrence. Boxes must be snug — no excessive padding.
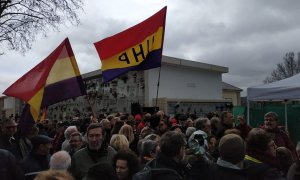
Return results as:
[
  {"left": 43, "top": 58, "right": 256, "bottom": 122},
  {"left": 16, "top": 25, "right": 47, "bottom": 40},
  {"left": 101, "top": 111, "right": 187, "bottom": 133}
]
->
[{"left": 1, "top": 0, "right": 300, "bottom": 97}]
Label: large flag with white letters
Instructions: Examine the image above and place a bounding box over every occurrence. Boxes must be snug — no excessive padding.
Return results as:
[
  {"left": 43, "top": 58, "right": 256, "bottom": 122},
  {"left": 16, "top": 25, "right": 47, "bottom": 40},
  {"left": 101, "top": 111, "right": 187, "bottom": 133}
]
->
[{"left": 94, "top": 6, "right": 167, "bottom": 83}]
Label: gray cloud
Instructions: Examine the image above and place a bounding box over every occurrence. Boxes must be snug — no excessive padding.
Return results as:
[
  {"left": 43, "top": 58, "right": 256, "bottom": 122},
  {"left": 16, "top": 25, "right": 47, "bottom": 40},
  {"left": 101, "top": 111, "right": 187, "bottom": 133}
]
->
[{"left": 1, "top": 0, "right": 300, "bottom": 97}]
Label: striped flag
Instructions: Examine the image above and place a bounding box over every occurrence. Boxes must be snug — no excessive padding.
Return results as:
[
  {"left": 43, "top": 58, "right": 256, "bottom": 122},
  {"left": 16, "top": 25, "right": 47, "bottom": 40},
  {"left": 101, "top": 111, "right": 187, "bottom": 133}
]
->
[
  {"left": 4, "top": 38, "right": 86, "bottom": 132},
  {"left": 40, "top": 107, "right": 47, "bottom": 122},
  {"left": 94, "top": 6, "right": 167, "bottom": 83}
]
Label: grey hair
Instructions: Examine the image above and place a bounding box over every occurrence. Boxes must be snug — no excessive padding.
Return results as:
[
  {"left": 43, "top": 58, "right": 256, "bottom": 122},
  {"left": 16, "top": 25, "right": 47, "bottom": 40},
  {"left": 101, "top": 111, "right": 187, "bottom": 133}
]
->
[
  {"left": 64, "top": 126, "right": 78, "bottom": 139},
  {"left": 49, "top": 151, "right": 71, "bottom": 170},
  {"left": 264, "top": 112, "right": 279, "bottom": 121}
]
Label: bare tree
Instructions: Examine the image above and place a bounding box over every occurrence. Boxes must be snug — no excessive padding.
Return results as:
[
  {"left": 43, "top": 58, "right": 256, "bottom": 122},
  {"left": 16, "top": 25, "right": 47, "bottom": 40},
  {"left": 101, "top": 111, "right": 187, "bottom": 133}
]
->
[
  {"left": 264, "top": 52, "right": 300, "bottom": 83},
  {"left": 0, "top": 0, "right": 83, "bottom": 54}
]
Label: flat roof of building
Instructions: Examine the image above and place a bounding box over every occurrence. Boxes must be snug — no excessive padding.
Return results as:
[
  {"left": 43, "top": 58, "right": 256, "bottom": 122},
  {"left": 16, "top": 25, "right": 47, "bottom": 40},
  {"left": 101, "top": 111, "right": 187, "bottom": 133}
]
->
[
  {"left": 163, "top": 55, "right": 228, "bottom": 73},
  {"left": 82, "top": 55, "right": 229, "bottom": 79}
]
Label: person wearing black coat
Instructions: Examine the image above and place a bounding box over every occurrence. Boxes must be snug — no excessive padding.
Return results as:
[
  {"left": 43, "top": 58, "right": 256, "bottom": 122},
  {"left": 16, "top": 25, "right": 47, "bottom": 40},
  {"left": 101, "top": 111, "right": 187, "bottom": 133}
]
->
[
  {"left": 208, "top": 134, "right": 247, "bottom": 180},
  {"left": 133, "top": 131, "right": 187, "bottom": 180},
  {"left": 244, "top": 128, "right": 285, "bottom": 180},
  {"left": 20, "top": 135, "right": 53, "bottom": 180},
  {"left": 0, "top": 149, "right": 24, "bottom": 180}
]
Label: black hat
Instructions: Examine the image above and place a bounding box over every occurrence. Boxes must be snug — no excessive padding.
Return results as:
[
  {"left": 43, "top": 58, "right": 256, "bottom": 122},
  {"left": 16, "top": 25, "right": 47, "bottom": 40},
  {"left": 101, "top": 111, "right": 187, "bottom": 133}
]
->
[{"left": 31, "top": 135, "right": 53, "bottom": 147}]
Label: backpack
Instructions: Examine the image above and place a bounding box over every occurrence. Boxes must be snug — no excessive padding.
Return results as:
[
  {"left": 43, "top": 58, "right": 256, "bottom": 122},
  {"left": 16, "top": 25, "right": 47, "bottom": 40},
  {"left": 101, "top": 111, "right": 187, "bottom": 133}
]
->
[{"left": 132, "top": 159, "right": 183, "bottom": 180}]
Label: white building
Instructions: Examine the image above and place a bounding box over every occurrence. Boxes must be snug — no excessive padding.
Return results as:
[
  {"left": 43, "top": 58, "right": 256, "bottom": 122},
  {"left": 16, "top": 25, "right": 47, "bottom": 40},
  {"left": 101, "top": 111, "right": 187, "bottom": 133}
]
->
[{"left": 1, "top": 55, "right": 241, "bottom": 120}]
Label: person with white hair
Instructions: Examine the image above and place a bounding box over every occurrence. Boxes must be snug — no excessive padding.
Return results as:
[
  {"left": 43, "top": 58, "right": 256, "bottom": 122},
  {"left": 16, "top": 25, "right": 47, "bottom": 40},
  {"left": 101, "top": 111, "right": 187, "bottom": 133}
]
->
[
  {"left": 61, "top": 126, "right": 78, "bottom": 151},
  {"left": 49, "top": 150, "right": 71, "bottom": 170}
]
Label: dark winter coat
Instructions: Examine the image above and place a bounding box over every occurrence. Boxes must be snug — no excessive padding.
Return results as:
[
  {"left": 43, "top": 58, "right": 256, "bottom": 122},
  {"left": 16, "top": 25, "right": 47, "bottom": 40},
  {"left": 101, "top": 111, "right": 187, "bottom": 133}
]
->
[
  {"left": 244, "top": 154, "right": 285, "bottom": 180},
  {"left": 0, "top": 149, "right": 24, "bottom": 180},
  {"left": 207, "top": 163, "right": 246, "bottom": 180},
  {"left": 20, "top": 152, "right": 50, "bottom": 180},
  {"left": 146, "top": 153, "right": 186, "bottom": 180}
]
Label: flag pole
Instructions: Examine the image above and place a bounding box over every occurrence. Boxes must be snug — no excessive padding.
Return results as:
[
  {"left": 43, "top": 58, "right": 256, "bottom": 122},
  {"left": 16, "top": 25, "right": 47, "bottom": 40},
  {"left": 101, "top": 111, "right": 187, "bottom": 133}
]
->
[
  {"left": 86, "top": 95, "right": 97, "bottom": 119},
  {"left": 155, "top": 66, "right": 162, "bottom": 111},
  {"left": 82, "top": 79, "right": 97, "bottom": 119}
]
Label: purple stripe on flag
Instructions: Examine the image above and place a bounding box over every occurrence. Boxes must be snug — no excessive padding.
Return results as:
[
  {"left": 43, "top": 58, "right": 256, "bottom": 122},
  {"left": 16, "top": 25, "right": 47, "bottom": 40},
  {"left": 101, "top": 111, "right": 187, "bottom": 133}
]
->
[
  {"left": 102, "top": 49, "right": 162, "bottom": 83},
  {"left": 42, "top": 76, "right": 86, "bottom": 106},
  {"left": 19, "top": 104, "right": 35, "bottom": 136}
]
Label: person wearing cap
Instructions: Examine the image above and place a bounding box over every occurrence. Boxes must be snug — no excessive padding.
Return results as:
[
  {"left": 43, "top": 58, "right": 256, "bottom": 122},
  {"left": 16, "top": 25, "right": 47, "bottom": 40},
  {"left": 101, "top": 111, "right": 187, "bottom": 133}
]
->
[
  {"left": 20, "top": 134, "right": 53, "bottom": 180},
  {"left": 0, "top": 118, "right": 22, "bottom": 161}
]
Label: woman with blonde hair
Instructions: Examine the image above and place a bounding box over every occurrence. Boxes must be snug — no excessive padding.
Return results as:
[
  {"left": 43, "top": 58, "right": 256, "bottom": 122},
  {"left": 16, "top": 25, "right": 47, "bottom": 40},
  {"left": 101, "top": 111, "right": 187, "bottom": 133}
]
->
[
  {"left": 119, "top": 124, "right": 139, "bottom": 153},
  {"left": 110, "top": 134, "right": 130, "bottom": 152},
  {"left": 119, "top": 124, "right": 134, "bottom": 144}
]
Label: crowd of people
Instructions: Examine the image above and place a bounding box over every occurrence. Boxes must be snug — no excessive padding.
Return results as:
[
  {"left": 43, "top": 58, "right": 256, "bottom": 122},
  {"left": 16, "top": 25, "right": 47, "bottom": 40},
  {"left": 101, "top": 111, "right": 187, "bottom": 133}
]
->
[{"left": 0, "top": 110, "right": 299, "bottom": 180}]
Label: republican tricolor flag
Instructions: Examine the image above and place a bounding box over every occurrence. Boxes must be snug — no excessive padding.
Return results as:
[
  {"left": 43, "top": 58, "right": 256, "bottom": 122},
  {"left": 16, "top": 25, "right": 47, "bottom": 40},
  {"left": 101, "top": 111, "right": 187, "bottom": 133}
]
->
[
  {"left": 4, "top": 38, "right": 86, "bottom": 132},
  {"left": 94, "top": 6, "right": 167, "bottom": 83}
]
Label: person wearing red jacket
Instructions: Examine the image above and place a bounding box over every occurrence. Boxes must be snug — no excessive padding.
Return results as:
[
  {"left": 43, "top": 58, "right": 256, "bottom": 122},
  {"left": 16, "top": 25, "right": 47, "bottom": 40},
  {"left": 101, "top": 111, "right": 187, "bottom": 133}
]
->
[{"left": 261, "top": 111, "right": 297, "bottom": 160}]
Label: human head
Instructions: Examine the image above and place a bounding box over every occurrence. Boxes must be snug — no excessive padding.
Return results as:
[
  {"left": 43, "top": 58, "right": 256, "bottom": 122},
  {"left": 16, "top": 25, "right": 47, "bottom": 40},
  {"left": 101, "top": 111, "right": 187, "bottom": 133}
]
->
[
  {"left": 50, "top": 151, "right": 71, "bottom": 170},
  {"left": 34, "top": 170, "right": 74, "bottom": 180},
  {"left": 100, "top": 119, "right": 112, "bottom": 130},
  {"left": 186, "top": 127, "right": 196, "bottom": 139},
  {"left": 246, "top": 128, "right": 277, "bottom": 157},
  {"left": 86, "top": 123, "right": 105, "bottom": 150},
  {"left": 111, "top": 120, "right": 124, "bottom": 135},
  {"left": 1, "top": 118, "right": 18, "bottom": 137},
  {"left": 210, "top": 117, "right": 220, "bottom": 130},
  {"left": 220, "top": 111, "right": 234, "bottom": 127},
  {"left": 31, "top": 135, "right": 53, "bottom": 155},
  {"left": 137, "top": 133, "right": 160, "bottom": 155},
  {"left": 177, "top": 114, "right": 188, "bottom": 127},
  {"left": 195, "top": 117, "right": 211, "bottom": 135},
  {"left": 186, "top": 119, "right": 194, "bottom": 128},
  {"left": 141, "top": 139, "right": 160, "bottom": 158},
  {"left": 64, "top": 126, "right": 78, "bottom": 140},
  {"left": 69, "top": 132, "right": 84, "bottom": 151},
  {"left": 276, "top": 147, "right": 293, "bottom": 173},
  {"left": 156, "top": 110, "right": 165, "bottom": 120},
  {"left": 118, "top": 124, "right": 134, "bottom": 144},
  {"left": 237, "top": 115, "right": 246, "bottom": 125},
  {"left": 113, "top": 150, "right": 140, "bottom": 180},
  {"left": 83, "top": 162, "right": 115, "bottom": 180},
  {"left": 218, "top": 134, "right": 245, "bottom": 165},
  {"left": 170, "top": 124, "right": 183, "bottom": 133},
  {"left": 110, "top": 134, "right": 129, "bottom": 151},
  {"left": 150, "top": 114, "right": 161, "bottom": 129},
  {"left": 160, "top": 131, "right": 186, "bottom": 161},
  {"left": 159, "top": 119, "right": 172, "bottom": 134},
  {"left": 264, "top": 112, "right": 279, "bottom": 130},
  {"left": 207, "top": 135, "right": 217, "bottom": 153}
]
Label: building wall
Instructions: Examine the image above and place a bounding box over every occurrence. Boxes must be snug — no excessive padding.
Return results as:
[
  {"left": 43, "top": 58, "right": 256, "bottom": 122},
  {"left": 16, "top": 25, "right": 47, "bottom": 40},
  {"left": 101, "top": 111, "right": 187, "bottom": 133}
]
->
[
  {"left": 0, "top": 96, "right": 23, "bottom": 119},
  {"left": 145, "top": 63, "right": 223, "bottom": 106},
  {"left": 223, "top": 91, "right": 241, "bottom": 106},
  {"left": 47, "top": 71, "right": 145, "bottom": 120}
]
